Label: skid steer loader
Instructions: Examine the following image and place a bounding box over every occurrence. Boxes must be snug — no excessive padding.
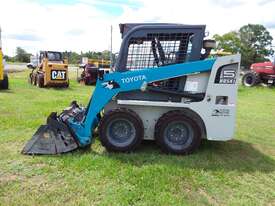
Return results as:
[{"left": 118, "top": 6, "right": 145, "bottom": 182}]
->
[
  {"left": 27, "top": 51, "right": 69, "bottom": 88},
  {"left": 0, "top": 27, "right": 8, "bottom": 90},
  {"left": 22, "top": 23, "right": 240, "bottom": 155}
]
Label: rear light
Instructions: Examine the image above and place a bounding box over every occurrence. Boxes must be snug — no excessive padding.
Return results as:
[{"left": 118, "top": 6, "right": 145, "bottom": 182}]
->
[
  {"left": 49, "top": 64, "right": 52, "bottom": 67},
  {"left": 64, "top": 66, "right": 68, "bottom": 68}
]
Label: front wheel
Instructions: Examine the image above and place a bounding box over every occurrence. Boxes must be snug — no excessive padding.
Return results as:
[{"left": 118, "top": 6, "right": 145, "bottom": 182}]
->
[
  {"left": 241, "top": 71, "right": 260, "bottom": 87},
  {"left": 0, "top": 73, "right": 9, "bottom": 89},
  {"left": 64, "top": 80, "right": 69, "bottom": 88},
  {"left": 98, "top": 108, "right": 144, "bottom": 152},
  {"left": 36, "top": 74, "right": 44, "bottom": 88},
  {"left": 31, "top": 73, "right": 37, "bottom": 85},
  {"left": 155, "top": 110, "right": 202, "bottom": 155}
]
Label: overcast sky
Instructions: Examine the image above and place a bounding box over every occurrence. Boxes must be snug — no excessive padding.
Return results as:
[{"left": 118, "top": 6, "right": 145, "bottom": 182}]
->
[{"left": 1, "top": 0, "right": 275, "bottom": 56}]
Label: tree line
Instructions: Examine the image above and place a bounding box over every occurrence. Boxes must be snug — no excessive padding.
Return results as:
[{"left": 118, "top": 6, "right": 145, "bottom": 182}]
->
[
  {"left": 4, "top": 24, "right": 274, "bottom": 68},
  {"left": 214, "top": 24, "right": 274, "bottom": 68},
  {"left": 4, "top": 48, "right": 113, "bottom": 65}
]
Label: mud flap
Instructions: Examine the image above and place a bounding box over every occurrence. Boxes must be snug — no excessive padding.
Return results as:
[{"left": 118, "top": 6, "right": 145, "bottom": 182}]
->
[{"left": 22, "top": 113, "right": 79, "bottom": 155}]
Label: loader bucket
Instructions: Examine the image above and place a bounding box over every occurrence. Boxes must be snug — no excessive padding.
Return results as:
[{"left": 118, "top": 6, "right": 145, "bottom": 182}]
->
[{"left": 22, "top": 112, "right": 79, "bottom": 155}]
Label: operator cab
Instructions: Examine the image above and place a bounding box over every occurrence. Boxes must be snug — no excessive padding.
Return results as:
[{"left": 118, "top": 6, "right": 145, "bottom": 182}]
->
[
  {"left": 39, "top": 51, "right": 64, "bottom": 64},
  {"left": 116, "top": 23, "right": 216, "bottom": 102},
  {"left": 116, "top": 23, "right": 215, "bottom": 71}
]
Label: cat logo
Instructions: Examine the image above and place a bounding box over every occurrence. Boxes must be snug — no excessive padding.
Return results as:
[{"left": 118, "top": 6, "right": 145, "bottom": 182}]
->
[{"left": 51, "top": 70, "right": 66, "bottom": 80}]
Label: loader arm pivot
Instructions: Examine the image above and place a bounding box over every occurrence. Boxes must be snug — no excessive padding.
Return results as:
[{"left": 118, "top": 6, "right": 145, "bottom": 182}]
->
[{"left": 69, "top": 59, "right": 215, "bottom": 146}]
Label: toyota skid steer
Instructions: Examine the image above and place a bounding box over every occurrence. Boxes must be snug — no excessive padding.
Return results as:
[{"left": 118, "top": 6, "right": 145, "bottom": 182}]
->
[{"left": 22, "top": 23, "right": 240, "bottom": 155}]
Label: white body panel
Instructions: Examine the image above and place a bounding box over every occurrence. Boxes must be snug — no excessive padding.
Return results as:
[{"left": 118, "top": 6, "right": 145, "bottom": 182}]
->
[
  {"left": 105, "top": 55, "right": 240, "bottom": 141},
  {"left": 184, "top": 72, "right": 210, "bottom": 93}
]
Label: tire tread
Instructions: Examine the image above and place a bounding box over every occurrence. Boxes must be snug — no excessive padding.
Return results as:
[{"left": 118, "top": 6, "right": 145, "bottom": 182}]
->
[
  {"left": 155, "top": 110, "right": 202, "bottom": 155},
  {"left": 98, "top": 108, "right": 144, "bottom": 152}
]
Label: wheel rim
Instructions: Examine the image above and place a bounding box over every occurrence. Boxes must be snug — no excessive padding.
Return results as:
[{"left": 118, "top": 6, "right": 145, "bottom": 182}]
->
[
  {"left": 164, "top": 121, "right": 194, "bottom": 150},
  {"left": 106, "top": 118, "right": 136, "bottom": 147},
  {"left": 244, "top": 75, "right": 254, "bottom": 86}
]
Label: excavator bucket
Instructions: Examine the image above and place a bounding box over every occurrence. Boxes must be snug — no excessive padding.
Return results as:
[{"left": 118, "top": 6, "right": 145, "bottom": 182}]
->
[{"left": 22, "top": 112, "right": 79, "bottom": 155}]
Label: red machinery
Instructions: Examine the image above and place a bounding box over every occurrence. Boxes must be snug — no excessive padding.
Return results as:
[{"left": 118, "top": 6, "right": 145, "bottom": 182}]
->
[
  {"left": 242, "top": 58, "right": 275, "bottom": 87},
  {"left": 77, "top": 58, "right": 111, "bottom": 85}
]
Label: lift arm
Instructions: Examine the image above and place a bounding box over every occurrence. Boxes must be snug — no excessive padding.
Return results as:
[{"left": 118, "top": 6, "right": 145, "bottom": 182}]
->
[{"left": 68, "top": 59, "right": 215, "bottom": 146}]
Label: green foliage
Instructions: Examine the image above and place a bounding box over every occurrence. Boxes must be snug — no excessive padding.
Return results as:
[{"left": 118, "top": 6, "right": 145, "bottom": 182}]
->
[
  {"left": 239, "top": 24, "right": 274, "bottom": 67},
  {"left": 213, "top": 32, "right": 241, "bottom": 54},
  {"left": 15, "top": 47, "right": 31, "bottom": 63},
  {"left": 6, "top": 49, "right": 115, "bottom": 65},
  {"left": 214, "top": 24, "right": 274, "bottom": 68},
  {"left": 63, "top": 50, "right": 114, "bottom": 65},
  {"left": 3, "top": 55, "right": 15, "bottom": 62},
  {"left": 63, "top": 51, "right": 81, "bottom": 64}
]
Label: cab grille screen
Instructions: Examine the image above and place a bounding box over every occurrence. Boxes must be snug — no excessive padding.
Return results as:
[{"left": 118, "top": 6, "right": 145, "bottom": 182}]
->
[{"left": 126, "top": 32, "right": 194, "bottom": 70}]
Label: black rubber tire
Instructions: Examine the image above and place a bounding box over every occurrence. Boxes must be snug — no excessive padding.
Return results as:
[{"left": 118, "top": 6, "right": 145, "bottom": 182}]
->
[
  {"left": 31, "top": 73, "right": 37, "bottom": 85},
  {"left": 241, "top": 71, "right": 260, "bottom": 87},
  {"left": 0, "top": 73, "right": 9, "bottom": 89},
  {"left": 84, "top": 78, "right": 94, "bottom": 85},
  {"left": 64, "top": 79, "right": 69, "bottom": 88},
  {"left": 98, "top": 108, "right": 144, "bottom": 152},
  {"left": 36, "top": 74, "right": 44, "bottom": 88},
  {"left": 28, "top": 73, "right": 32, "bottom": 84},
  {"left": 155, "top": 110, "right": 202, "bottom": 155},
  {"left": 76, "top": 77, "right": 82, "bottom": 83}
]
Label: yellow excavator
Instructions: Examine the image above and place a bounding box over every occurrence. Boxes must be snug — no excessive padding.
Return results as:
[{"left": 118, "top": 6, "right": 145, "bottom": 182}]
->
[{"left": 0, "top": 27, "right": 8, "bottom": 90}]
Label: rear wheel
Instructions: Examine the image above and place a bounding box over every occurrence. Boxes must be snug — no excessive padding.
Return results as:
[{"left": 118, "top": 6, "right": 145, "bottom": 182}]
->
[
  {"left": 28, "top": 73, "right": 32, "bottom": 84},
  {"left": 31, "top": 73, "right": 37, "bottom": 85},
  {"left": 155, "top": 110, "right": 202, "bottom": 155},
  {"left": 76, "top": 77, "right": 82, "bottom": 83},
  {"left": 36, "top": 74, "right": 44, "bottom": 88},
  {"left": 0, "top": 73, "right": 9, "bottom": 89},
  {"left": 242, "top": 71, "right": 260, "bottom": 87},
  {"left": 64, "top": 80, "right": 69, "bottom": 88},
  {"left": 84, "top": 77, "right": 93, "bottom": 85},
  {"left": 98, "top": 108, "right": 144, "bottom": 152}
]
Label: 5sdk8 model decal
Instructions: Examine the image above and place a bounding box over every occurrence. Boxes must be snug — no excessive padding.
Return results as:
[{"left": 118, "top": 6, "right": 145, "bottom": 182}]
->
[{"left": 215, "top": 63, "right": 237, "bottom": 84}]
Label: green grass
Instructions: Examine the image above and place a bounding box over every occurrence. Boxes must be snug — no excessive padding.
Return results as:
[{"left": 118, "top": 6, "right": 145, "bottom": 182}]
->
[{"left": 0, "top": 71, "right": 275, "bottom": 206}]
